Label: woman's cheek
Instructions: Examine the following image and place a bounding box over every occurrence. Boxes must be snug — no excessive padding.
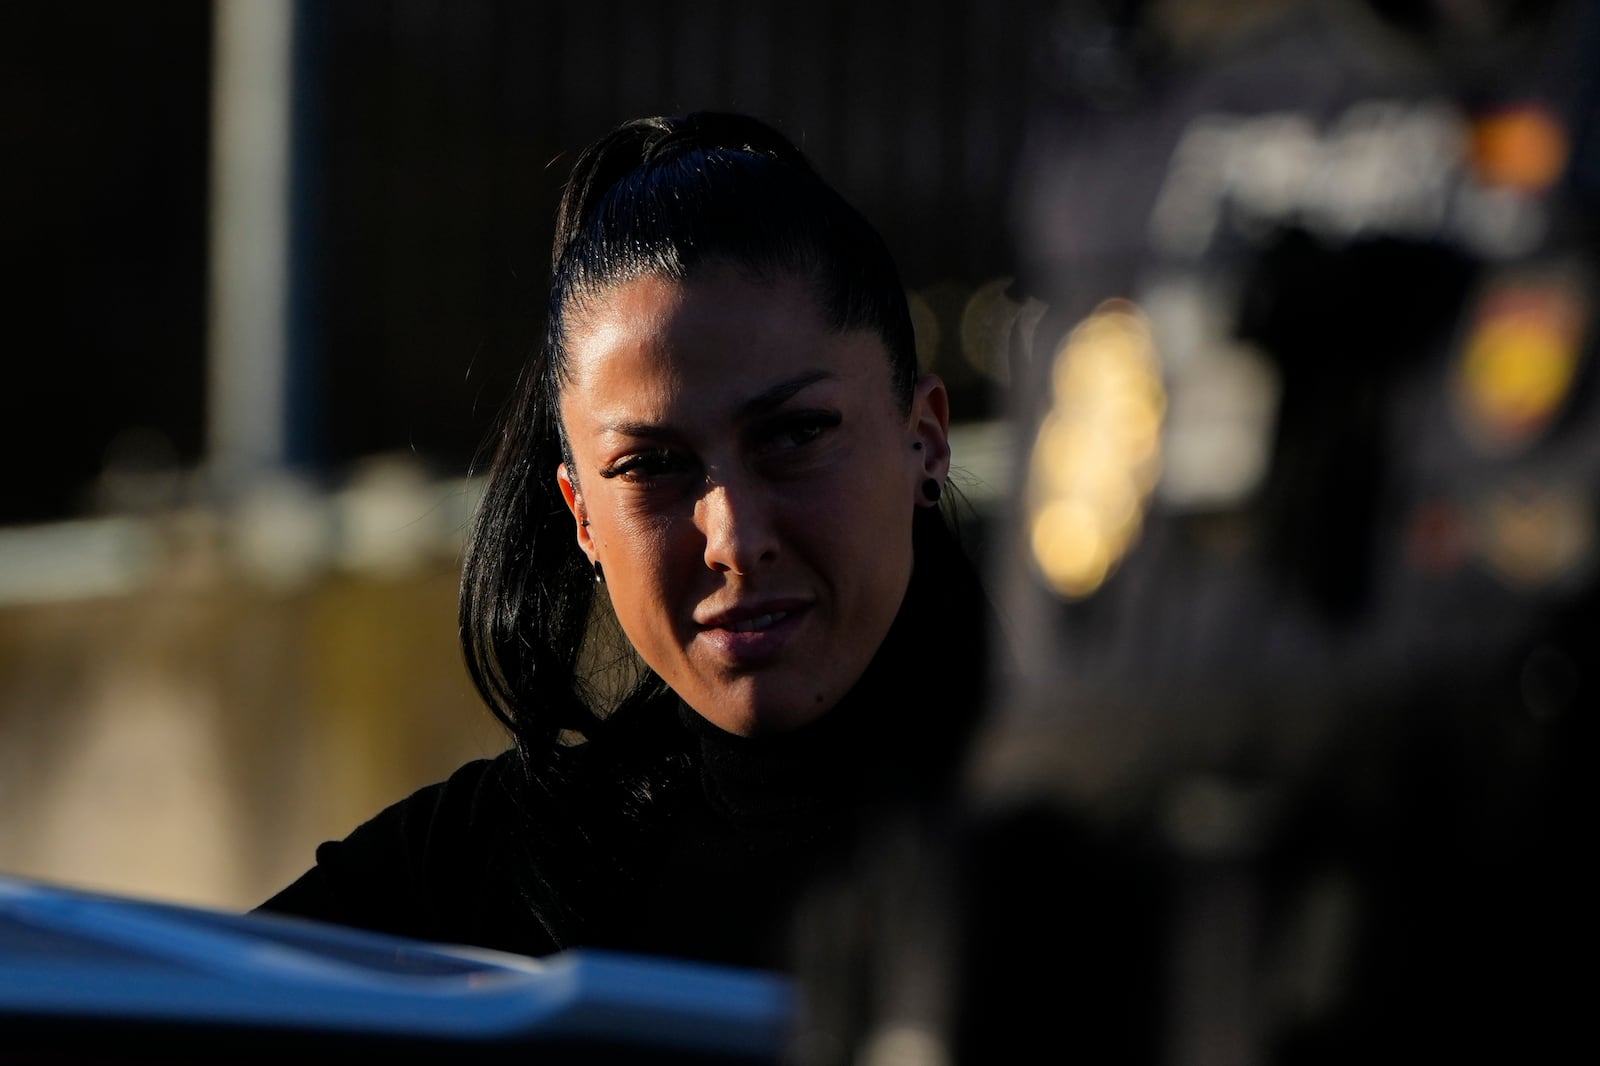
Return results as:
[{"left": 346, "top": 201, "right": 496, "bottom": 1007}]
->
[
  {"left": 618, "top": 516, "right": 691, "bottom": 591},
  {"left": 604, "top": 492, "right": 679, "bottom": 542}
]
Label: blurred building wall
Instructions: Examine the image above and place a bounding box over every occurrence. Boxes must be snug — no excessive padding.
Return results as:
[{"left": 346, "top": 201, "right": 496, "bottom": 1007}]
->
[{"left": 0, "top": 464, "right": 508, "bottom": 909}]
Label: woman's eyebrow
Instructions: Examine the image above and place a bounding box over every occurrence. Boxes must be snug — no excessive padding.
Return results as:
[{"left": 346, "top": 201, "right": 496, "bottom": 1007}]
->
[{"left": 738, "top": 370, "right": 836, "bottom": 419}]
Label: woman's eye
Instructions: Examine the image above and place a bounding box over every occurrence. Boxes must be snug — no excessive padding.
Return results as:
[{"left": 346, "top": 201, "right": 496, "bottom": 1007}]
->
[
  {"left": 600, "top": 449, "right": 687, "bottom": 483},
  {"left": 776, "top": 423, "right": 822, "bottom": 448},
  {"left": 763, "top": 411, "right": 841, "bottom": 452}
]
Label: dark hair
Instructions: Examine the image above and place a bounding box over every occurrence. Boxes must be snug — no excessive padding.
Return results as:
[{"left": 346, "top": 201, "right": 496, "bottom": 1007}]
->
[{"left": 458, "top": 112, "right": 947, "bottom": 758}]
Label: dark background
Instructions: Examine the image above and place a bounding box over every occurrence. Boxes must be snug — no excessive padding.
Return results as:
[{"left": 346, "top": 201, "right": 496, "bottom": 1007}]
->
[{"left": 4, "top": 0, "right": 1047, "bottom": 526}]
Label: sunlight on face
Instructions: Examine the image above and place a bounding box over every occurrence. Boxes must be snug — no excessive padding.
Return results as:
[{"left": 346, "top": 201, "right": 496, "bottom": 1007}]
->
[{"left": 556, "top": 267, "right": 948, "bottom": 735}]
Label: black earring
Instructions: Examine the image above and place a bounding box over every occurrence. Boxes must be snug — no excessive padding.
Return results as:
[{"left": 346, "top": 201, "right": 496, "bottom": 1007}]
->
[
  {"left": 912, "top": 441, "right": 923, "bottom": 451},
  {"left": 921, "top": 478, "right": 942, "bottom": 503},
  {"left": 593, "top": 560, "right": 605, "bottom": 585}
]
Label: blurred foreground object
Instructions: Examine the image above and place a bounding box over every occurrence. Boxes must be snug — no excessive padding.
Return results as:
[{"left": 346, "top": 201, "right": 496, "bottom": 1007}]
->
[
  {"left": 0, "top": 873, "right": 792, "bottom": 1063},
  {"left": 806, "top": 1, "right": 1598, "bottom": 1063}
]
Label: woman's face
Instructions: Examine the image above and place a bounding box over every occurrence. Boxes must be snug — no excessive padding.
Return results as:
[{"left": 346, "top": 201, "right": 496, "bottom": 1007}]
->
[{"left": 556, "top": 267, "right": 950, "bottom": 736}]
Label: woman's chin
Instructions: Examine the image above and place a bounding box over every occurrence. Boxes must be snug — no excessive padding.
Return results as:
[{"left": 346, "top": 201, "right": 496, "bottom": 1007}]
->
[{"left": 687, "top": 676, "right": 840, "bottom": 737}]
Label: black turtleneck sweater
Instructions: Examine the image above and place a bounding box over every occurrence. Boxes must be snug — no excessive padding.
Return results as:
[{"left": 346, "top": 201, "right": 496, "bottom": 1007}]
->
[
  {"left": 257, "top": 549, "right": 988, "bottom": 973},
  {"left": 258, "top": 702, "right": 937, "bottom": 971}
]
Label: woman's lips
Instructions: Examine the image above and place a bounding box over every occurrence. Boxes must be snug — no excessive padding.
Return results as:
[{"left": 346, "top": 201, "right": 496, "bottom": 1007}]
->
[
  {"left": 695, "top": 602, "right": 810, "bottom": 664},
  {"left": 727, "top": 610, "right": 788, "bottom": 633}
]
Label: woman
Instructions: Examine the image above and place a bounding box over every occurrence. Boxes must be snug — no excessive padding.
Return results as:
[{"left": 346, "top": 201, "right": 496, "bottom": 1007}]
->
[{"left": 258, "top": 112, "right": 992, "bottom": 973}]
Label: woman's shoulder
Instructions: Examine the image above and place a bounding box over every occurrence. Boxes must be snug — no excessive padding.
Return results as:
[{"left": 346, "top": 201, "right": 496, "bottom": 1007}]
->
[
  {"left": 254, "top": 701, "right": 700, "bottom": 958},
  {"left": 339, "top": 749, "right": 527, "bottom": 848},
  {"left": 308, "top": 750, "right": 527, "bottom": 865},
  {"left": 255, "top": 749, "right": 557, "bottom": 955}
]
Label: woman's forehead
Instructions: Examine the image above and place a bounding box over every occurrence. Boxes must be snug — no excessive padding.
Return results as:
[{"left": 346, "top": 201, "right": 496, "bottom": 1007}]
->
[
  {"left": 557, "top": 271, "right": 895, "bottom": 431},
  {"left": 564, "top": 271, "right": 866, "bottom": 375}
]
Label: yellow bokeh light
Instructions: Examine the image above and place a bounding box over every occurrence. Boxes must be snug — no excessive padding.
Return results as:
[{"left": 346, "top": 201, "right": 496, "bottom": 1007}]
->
[
  {"left": 1030, "top": 498, "right": 1111, "bottom": 600},
  {"left": 1026, "top": 298, "right": 1169, "bottom": 600},
  {"left": 1461, "top": 320, "right": 1579, "bottom": 425},
  {"left": 1453, "top": 274, "right": 1588, "bottom": 451}
]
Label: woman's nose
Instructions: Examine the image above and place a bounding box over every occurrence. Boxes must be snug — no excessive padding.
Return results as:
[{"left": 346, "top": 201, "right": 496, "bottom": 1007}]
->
[{"left": 696, "top": 481, "right": 779, "bottom": 574}]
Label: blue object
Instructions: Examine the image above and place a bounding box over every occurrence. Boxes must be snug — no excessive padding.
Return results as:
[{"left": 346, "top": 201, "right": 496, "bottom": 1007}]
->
[{"left": 0, "top": 873, "right": 795, "bottom": 1061}]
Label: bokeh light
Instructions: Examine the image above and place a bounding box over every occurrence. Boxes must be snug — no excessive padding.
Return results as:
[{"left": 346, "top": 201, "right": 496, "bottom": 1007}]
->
[
  {"left": 1026, "top": 299, "right": 1166, "bottom": 600},
  {"left": 960, "top": 275, "right": 1044, "bottom": 388},
  {"left": 1468, "top": 103, "right": 1568, "bottom": 193}
]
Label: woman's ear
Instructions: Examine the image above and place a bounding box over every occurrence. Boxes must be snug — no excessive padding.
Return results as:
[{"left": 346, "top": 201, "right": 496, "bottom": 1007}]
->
[
  {"left": 910, "top": 373, "right": 952, "bottom": 497},
  {"left": 556, "top": 463, "right": 596, "bottom": 562}
]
